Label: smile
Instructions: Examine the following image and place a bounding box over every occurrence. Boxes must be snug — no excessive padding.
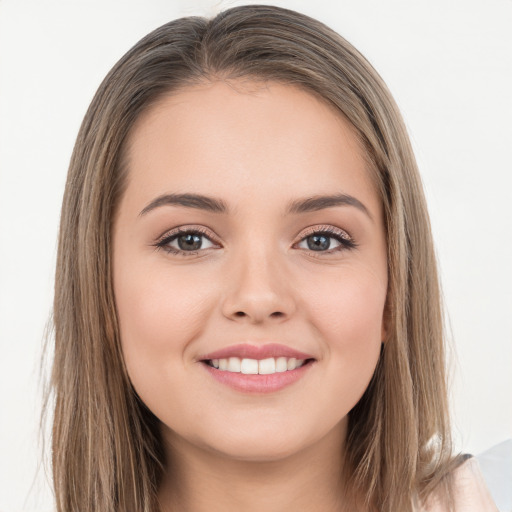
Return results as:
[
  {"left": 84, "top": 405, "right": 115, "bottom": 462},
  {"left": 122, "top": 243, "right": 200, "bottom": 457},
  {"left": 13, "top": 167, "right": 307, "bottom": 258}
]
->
[
  {"left": 206, "top": 356, "right": 306, "bottom": 374},
  {"left": 199, "top": 344, "right": 316, "bottom": 393}
]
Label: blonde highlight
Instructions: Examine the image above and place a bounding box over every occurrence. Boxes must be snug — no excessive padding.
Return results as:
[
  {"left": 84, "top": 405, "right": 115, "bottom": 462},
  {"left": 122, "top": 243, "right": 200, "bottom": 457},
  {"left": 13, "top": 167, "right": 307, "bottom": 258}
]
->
[{"left": 48, "top": 5, "right": 461, "bottom": 511}]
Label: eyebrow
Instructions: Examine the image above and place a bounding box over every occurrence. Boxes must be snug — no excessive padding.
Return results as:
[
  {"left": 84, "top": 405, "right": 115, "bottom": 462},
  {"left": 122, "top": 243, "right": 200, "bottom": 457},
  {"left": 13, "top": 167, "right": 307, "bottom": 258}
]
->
[
  {"left": 139, "top": 192, "right": 372, "bottom": 220},
  {"left": 286, "top": 194, "right": 373, "bottom": 221},
  {"left": 139, "top": 193, "right": 228, "bottom": 216}
]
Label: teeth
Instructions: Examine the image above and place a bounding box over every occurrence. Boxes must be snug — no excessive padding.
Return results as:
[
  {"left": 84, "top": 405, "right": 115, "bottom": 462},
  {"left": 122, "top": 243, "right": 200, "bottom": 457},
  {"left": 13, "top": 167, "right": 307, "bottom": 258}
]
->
[
  {"left": 258, "top": 357, "right": 276, "bottom": 375},
  {"left": 211, "top": 357, "right": 307, "bottom": 374},
  {"left": 227, "top": 357, "right": 241, "bottom": 372},
  {"left": 275, "top": 357, "right": 288, "bottom": 372},
  {"left": 241, "top": 358, "right": 258, "bottom": 374}
]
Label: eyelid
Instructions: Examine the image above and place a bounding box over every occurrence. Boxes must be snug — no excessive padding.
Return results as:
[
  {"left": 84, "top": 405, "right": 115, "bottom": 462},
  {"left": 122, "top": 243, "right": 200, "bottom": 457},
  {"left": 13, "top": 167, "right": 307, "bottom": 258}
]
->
[
  {"left": 293, "top": 224, "right": 357, "bottom": 253},
  {"left": 155, "top": 225, "right": 219, "bottom": 244},
  {"left": 153, "top": 225, "right": 222, "bottom": 255},
  {"left": 152, "top": 223, "right": 356, "bottom": 256},
  {"left": 296, "top": 224, "right": 353, "bottom": 242}
]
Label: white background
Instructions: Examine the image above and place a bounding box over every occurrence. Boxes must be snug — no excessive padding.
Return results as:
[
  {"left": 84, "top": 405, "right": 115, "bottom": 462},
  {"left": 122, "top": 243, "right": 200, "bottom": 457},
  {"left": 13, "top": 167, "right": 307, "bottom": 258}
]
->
[{"left": 0, "top": 1, "right": 511, "bottom": 510}]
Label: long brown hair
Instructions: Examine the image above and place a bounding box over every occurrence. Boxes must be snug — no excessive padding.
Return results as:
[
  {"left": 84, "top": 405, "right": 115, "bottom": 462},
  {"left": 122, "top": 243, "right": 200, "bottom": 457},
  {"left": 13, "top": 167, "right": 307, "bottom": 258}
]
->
[{"left": 48, "top": 5, "right": 460, "bottom": 511}]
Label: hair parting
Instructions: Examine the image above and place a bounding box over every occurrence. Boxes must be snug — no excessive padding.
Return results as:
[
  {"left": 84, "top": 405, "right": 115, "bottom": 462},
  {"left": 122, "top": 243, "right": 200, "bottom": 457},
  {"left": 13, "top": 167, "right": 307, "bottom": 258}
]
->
[{"left": 46, "top": 5, "right": 463, "bottom": 511}]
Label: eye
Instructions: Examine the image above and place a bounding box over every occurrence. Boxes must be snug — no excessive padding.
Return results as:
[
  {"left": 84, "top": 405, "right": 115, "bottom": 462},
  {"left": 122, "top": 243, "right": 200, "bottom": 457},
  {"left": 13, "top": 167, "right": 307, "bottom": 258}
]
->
[
  {"left": 154, "top": 228, "right": 219, "bottom": 255},
  {"left": 295, "top": 227, "right": 356, "bottom": 253}
]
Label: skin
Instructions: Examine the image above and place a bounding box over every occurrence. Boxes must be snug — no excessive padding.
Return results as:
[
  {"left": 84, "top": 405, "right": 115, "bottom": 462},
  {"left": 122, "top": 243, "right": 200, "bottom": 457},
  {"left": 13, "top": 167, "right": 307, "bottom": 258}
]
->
[{"left": 113, "top": 80, "right": 388, "bottom": 512}]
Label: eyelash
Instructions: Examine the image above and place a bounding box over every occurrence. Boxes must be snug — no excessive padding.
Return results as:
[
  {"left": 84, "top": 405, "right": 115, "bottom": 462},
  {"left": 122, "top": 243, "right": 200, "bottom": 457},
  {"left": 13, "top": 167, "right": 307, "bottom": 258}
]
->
[
  {"left": 294, "top": 225, "right": 357, "bottom": 255},
  {"left": 154, "top": 226, "right": 218, "bottom": 256},
  {"left": 153, "top": 225, "right": 357, "bottom": 257}
]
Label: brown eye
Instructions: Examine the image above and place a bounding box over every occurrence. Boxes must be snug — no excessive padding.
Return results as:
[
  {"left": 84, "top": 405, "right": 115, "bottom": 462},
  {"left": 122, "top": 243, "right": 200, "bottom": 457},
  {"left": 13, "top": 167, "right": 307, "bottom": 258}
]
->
[{"left": 176, "top": 233, "right": 203, "bottom": 251}]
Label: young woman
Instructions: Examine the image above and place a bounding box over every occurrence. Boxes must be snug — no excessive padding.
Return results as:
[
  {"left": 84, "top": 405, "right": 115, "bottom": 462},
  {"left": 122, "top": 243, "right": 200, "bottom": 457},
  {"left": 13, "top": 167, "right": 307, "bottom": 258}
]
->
[{"left": 48, "top": 5, "right": 498, "bottom": 511}]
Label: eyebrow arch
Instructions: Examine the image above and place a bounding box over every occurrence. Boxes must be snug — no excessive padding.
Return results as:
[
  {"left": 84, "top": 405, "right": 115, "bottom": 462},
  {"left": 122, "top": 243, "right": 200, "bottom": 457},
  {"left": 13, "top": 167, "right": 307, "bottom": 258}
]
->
[
  {"left": 139, "top": 193, "right": 228, "bottom": 216},
  {"left": 286, "top": 194, "right": 373, "bottom": 221}
]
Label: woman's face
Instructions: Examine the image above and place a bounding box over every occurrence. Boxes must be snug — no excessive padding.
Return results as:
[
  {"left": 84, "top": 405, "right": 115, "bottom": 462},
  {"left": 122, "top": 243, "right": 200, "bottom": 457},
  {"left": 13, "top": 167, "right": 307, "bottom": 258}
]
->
[{"left": 113, "top": 81, "right": 388, "bottom": 462}]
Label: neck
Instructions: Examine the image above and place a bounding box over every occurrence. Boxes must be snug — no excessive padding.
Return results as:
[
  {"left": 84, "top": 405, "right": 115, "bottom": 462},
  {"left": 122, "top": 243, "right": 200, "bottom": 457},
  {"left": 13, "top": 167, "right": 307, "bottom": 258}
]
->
[{"left": 158, "top": 421, "right": 354, "bottom": 512}]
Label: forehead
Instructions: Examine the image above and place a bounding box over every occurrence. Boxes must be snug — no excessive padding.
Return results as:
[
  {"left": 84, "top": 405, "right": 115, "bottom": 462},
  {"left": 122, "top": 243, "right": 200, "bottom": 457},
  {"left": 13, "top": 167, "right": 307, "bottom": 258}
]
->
[{"left": 122, "top": 80, "right": 380, "bottom": 216}]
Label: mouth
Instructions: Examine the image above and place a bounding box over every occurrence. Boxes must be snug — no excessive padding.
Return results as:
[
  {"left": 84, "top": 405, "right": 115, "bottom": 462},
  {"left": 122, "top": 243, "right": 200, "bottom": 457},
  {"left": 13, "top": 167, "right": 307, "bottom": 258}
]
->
[
  {"left": 198, "top": 344, "right": 317, "bottom": 393},
  {"left": 202, "top": 356, "right": 315, "bottom": 375},
  {"left": 198, "top": 343, "right": 316, "bottom": 392}
]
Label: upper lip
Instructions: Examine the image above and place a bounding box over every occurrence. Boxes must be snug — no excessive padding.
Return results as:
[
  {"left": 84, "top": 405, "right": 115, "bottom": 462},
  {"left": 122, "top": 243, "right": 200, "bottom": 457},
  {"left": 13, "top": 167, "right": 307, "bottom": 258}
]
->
[{"left": 199, "top": 343, "right": 315, "bottom": 361}]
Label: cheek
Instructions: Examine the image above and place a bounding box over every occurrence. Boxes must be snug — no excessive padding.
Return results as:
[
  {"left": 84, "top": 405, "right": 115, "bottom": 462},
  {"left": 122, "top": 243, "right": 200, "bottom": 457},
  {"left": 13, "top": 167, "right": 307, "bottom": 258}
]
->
[
  {"left": 116, "top": 256, "right": 218, "bottom": 335},
  {"left": 306, "top": 268, "right": 386, "bottom": 343},
  {"left": 113, "top": 262, "right": 215, "bottom": 396},
  {"left": 303, "top": 269, "right": 386, "bottom": 401}
]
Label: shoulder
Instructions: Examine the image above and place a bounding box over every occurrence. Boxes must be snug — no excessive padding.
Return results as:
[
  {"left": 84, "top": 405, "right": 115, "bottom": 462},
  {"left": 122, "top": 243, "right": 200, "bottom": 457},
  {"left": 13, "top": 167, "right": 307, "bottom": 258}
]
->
[{"left": 420, "top": 456, "right": 499, "bottom": 512}]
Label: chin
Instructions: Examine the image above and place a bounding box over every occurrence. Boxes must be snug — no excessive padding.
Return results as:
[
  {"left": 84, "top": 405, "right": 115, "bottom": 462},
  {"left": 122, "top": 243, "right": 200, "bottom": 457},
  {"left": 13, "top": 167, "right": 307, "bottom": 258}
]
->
[
  {"left": 190, "top": 413, "right": 342, "bottom": 464},
  {"left": 204, "top": 434, "right": 309, "bottom": 463}
]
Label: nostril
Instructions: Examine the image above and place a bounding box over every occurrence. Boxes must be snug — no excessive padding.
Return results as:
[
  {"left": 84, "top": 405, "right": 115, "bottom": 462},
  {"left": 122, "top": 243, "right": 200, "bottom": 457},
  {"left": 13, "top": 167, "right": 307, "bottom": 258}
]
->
[{"left": 229, "top": 310, "right": 287, "bottom": 321}]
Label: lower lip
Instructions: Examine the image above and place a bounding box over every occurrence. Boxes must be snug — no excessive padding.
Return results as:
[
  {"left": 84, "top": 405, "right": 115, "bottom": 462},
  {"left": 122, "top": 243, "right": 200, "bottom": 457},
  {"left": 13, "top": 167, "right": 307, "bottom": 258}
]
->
[{"left": 201, "top": 361, "right": 314, "bottom": 393}]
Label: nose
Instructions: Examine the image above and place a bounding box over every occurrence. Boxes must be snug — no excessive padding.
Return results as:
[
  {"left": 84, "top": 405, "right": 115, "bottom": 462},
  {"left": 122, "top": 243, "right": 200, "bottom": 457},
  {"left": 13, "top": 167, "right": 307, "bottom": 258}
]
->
[{"left": 221, "top": 246, "right": 296, "bottom": 324}]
